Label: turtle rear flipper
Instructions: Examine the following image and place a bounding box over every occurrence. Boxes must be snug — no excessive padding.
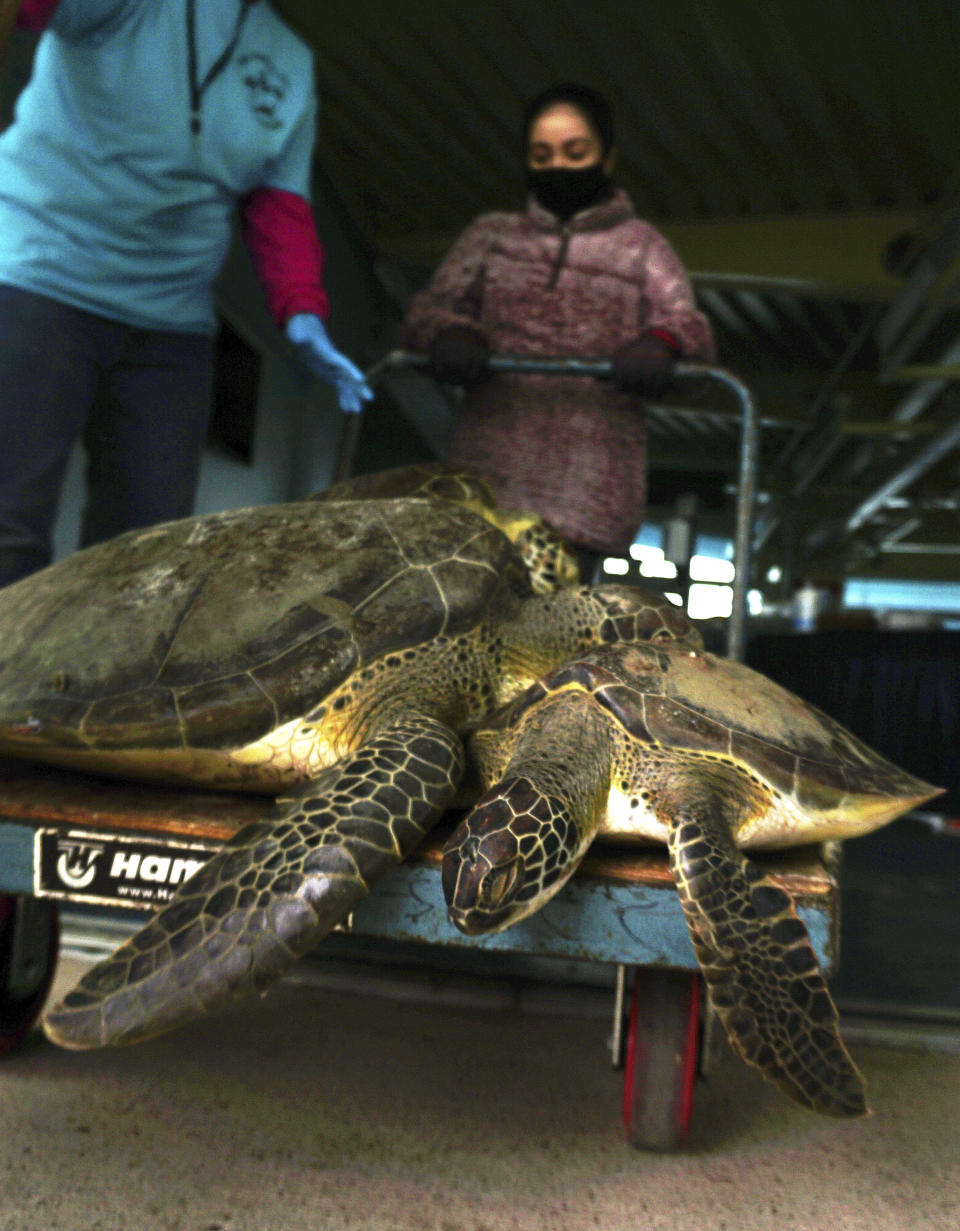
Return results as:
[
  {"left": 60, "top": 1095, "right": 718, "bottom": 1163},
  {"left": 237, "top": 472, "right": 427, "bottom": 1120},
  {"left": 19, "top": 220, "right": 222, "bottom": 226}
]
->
[
  {"left": 42, "top": 716, "right": 464, "bottom": 1049},
  {"left": 660, "top": 771, "right": 867, "bottom": 1118}
]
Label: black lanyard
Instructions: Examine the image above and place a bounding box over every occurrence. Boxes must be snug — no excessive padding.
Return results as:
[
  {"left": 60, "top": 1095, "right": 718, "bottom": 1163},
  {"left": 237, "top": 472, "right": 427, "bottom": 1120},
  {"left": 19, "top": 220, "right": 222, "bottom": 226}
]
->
[{"left": 186, "top": 0, "right": 251, "bottom": 135}]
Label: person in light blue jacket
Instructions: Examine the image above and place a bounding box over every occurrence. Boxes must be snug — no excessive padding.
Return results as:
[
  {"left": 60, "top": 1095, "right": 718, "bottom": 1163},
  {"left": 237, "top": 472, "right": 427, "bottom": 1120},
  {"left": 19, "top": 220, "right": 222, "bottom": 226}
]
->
[{"left": 0, "top": 0, "right": 371, "bottom": 586}]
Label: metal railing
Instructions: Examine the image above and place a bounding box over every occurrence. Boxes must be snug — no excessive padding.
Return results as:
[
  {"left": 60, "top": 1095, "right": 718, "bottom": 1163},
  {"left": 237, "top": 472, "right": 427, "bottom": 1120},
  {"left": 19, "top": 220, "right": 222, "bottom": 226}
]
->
[{"left": 344, "top": 352, "right": 760, "bottom": 660}]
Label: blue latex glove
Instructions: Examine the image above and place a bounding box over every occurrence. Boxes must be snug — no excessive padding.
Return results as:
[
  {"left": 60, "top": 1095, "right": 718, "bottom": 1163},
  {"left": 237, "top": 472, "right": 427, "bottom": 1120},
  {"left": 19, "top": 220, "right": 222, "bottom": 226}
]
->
[{"left": 285, "top": 313, "right": 373, "bottom": 415}]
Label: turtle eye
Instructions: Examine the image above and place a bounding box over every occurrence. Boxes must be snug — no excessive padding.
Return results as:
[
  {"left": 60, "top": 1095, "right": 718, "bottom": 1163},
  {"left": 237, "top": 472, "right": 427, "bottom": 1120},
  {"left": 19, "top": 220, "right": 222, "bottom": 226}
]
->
[{"left": 477, "top": 858, "right": 522, "bottom": 910}]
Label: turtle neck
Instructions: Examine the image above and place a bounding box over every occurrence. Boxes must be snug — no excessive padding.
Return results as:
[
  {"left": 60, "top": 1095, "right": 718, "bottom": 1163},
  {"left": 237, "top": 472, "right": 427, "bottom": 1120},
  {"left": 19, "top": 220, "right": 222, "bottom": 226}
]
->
[{"left": 527, "top": 189, "right": 637, "bottom": 289}]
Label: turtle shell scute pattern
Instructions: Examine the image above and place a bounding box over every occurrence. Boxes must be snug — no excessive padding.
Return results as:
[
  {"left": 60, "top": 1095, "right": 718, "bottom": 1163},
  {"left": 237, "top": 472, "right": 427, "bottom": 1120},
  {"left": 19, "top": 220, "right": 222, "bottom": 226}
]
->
[
  {"left": 314, "top": 462, "right": 498, "bottom": 511},
  {"left": 546, "top": 642, "right": 937, "bottom": 809},
  {"left": 0, "top": 498, "right": 521, "bottom": 757}
]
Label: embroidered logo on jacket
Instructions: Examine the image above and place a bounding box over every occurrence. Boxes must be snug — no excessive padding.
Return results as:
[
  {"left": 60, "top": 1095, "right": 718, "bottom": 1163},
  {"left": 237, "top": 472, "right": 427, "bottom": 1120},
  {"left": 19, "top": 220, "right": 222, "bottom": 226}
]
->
[{"left": 238, "top": 53, "right": 289, "bottom": 129}]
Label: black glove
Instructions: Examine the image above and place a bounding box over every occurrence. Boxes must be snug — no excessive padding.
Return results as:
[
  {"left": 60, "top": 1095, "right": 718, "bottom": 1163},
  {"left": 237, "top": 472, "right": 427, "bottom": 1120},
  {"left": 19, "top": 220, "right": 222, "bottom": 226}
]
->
[
  {"left": 611, "top": 333, "right": 677, "bottom": 398},
  {"left": 428, "top": 325, "right": 491, "bottom": 386}
]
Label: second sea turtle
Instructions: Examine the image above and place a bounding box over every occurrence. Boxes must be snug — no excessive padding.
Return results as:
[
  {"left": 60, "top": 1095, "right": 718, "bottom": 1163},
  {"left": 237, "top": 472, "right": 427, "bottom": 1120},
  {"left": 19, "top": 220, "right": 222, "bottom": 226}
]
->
[
  {"left": 443, "top": 641, "right": 941, "bottom": 1117},
  {"left": 315, "top": 461, "right": 580, "bottom": 593}
]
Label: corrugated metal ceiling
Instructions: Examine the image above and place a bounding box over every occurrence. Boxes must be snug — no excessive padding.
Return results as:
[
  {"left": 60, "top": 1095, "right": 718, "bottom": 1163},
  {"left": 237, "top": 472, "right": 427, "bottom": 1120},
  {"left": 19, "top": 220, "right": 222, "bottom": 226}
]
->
[{"left": 287, "top": 0, "right": 957, "bottom": 246}]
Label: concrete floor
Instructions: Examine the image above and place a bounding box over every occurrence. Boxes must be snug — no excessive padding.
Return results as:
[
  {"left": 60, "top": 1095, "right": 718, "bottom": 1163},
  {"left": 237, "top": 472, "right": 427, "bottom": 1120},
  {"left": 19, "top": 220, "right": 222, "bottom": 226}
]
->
[{"left": 1, "top": 955, "right": 958, "bottom": 1231}]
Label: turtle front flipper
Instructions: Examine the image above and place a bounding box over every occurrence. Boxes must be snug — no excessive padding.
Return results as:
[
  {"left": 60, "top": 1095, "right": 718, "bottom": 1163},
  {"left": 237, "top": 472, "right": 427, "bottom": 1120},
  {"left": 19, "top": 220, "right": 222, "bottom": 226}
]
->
[
  {"left": 42, "top": 716, "right": 464, "bottom": 1049},
  {"left": 658, "top": 771, "right": 867, "bottom": 1118}
]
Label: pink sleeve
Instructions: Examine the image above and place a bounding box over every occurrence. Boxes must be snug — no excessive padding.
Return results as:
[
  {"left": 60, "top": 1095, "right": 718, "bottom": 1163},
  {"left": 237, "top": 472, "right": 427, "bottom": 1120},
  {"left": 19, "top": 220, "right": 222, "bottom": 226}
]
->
[
  {"left": 239, "top": 187, "right": 330, "bottom": 327},
  {"left": 16, "top": 0, "right": 62, "bottom": 29},
  {"left": 641, "top": 228, "right": 715, "bottom": 362}
]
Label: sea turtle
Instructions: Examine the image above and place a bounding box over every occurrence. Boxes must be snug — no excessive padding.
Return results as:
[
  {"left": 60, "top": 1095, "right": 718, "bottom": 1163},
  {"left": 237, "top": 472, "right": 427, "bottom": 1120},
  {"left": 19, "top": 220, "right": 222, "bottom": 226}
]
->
[
  {"left": 314, "top": 462, "right": 580, "bottom": 594},
  {"left": 442, "top": 641, "right": 942, "bottom": 1117},
  {"left": 0, "top": 494, "right": 698, "bottom": 1049}
]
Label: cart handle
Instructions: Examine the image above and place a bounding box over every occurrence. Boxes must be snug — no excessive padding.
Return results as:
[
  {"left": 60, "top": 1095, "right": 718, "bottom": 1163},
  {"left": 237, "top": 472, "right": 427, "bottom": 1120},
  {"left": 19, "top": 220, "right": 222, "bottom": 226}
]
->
[{"left": 343, "top": 351, "right": 759, "bottom": 662}]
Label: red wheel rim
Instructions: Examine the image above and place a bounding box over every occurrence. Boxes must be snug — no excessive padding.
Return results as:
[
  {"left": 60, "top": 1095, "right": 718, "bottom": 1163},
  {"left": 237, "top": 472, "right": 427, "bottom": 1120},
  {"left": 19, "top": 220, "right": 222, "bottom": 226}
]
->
[{"left": 622, "top": 971, "right": 701, "bottom": 1149}]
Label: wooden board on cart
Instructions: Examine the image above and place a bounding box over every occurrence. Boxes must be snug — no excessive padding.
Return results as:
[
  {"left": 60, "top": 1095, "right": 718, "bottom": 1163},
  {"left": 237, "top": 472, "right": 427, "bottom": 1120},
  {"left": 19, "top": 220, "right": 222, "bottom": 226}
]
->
[{"left": 0, "top": 756, "right": 838, "bottom": 967}]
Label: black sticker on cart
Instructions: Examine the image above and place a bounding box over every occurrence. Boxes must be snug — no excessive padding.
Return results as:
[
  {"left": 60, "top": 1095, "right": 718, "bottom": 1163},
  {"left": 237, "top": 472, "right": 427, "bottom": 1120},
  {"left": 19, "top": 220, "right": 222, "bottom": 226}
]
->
[{"left": 34, "top": 828, "right": 218, "bottom": 909}]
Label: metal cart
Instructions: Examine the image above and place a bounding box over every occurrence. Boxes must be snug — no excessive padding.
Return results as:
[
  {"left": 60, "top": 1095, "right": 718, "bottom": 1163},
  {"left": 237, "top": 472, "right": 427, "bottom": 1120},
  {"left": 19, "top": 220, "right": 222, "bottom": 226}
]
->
[{"left": 0, "top": 359, "right": 836, "bottom": 1150}]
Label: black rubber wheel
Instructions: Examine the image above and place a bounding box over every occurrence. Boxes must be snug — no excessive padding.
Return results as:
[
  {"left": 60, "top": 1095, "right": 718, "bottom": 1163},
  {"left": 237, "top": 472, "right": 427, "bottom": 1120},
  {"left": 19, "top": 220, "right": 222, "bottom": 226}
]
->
[
  {"left": 622, "top": 968, "right": 700, "bottom": 1150},
  {"left": 0, "top": 894, "right": 60, "bottom": 1056}
]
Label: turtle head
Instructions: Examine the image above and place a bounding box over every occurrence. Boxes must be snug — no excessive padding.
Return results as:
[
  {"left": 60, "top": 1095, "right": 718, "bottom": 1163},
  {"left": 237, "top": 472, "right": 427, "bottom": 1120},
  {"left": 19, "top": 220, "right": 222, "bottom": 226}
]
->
[
  {"left": 493, "top": 512, "right": 580, "bottom": 594},
  {"left": 443, "top": 778, "right": 584, "bottom": 934},
  {"left": 445, "top": 676, "right": 614, "bottom": 935}
]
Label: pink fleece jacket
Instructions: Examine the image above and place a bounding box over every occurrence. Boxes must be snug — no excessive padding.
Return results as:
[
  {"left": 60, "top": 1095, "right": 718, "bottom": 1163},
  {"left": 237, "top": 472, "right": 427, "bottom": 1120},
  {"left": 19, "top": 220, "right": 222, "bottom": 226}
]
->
[{"left": 401, "top": 190, "right": 715, "bottom": 554}]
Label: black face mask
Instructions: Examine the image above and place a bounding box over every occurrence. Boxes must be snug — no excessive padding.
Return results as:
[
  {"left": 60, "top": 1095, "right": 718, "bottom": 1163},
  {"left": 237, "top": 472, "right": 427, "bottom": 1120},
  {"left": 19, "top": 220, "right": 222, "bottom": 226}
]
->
[{"left": 525, "top": 164, "right": 611, "bottom": 221}]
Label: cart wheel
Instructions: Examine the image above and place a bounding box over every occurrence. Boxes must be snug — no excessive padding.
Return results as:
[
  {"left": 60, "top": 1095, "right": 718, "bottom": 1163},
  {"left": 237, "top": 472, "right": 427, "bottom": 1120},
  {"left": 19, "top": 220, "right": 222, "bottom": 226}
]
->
[
  {"left": 0, "top": 894, "right": 60, "bottom": 1056},
  {"left": 622, "top": 969, "right": 700, "bottom": 1151}
]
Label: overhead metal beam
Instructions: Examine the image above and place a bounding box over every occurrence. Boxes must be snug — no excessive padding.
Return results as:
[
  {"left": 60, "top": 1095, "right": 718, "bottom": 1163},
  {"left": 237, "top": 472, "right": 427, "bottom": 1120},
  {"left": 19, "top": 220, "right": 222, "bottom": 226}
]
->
[
  {"left": 882, "top": 542, "right": 960, "bottom": 555},
  {"left": 833, "top": 335, "right": 960, "bottom": 497},
  {"left": 661, "top": 211, "right": 925, "bottom": 302},
  {"left": 758, "top": 279, "right": 960, "bottom": 554},
  {"left": 875, "top": 204, "right": 960, "bottom": 365},
  {"left": 845, "top": 412, "right": 960, "bottom": 531}
]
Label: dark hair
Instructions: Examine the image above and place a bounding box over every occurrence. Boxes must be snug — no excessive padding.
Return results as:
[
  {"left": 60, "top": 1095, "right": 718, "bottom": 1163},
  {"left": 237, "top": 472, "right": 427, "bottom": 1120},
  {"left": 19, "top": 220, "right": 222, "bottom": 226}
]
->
[{"left": 522, "top": 82, "right": 615, "bottom": 154}]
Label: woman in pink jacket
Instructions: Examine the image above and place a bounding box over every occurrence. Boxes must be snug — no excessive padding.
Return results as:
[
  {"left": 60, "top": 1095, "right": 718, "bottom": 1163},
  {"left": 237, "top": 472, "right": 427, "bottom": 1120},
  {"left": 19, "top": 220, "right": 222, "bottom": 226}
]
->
[{"left": 401, "top": 82, "right": 715, "bottom": 581}]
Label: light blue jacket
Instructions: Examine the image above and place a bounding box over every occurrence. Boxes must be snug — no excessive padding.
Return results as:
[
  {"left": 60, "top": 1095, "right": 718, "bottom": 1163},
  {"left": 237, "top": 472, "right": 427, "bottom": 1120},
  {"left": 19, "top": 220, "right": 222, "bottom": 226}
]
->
[{"left": 0, "top": 0, "right": 316, "bottom": 332}]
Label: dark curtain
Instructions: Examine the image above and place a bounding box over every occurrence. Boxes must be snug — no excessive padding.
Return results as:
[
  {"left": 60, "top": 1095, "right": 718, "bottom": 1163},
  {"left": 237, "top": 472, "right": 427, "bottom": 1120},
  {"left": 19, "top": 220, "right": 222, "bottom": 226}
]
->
[{"left": 747, "top": 630, "right": 959, "bottom": 816}]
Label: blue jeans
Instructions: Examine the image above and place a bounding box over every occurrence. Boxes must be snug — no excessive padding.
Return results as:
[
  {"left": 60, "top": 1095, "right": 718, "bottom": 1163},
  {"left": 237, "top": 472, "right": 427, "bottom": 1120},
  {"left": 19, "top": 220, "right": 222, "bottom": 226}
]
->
[{"left": 0, "top": 284, "right": 213, "bottom": 586}]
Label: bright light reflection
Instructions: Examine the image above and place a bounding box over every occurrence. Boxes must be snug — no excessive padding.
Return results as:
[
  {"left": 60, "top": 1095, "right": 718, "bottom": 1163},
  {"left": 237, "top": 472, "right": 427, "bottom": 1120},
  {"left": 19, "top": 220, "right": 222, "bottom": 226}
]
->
[
  {"left": 687, "top": 584, "right": 733, "bottom": 620},
  {"left": 689, "top": 555, "right": 735, "bottom": 584},
  {"left": 602, "top": 557, "right": 629, "bottom": 576},
  {"left": 748, "top": 589, "right": 764, "bottom": 615},
  {"left": 644, "top": 560, "right": 679, "bottom": 579},
  {"left": 630, "top": 545, "right": 678, "bottom": 579}
]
